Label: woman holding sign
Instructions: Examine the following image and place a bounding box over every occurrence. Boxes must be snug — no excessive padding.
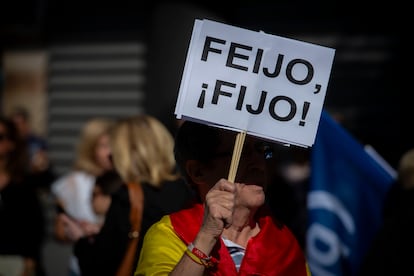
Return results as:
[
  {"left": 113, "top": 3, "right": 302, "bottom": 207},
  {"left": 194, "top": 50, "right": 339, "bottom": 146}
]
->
[{"left": 135, "top": 120, "right": 311, "bottom": 276}]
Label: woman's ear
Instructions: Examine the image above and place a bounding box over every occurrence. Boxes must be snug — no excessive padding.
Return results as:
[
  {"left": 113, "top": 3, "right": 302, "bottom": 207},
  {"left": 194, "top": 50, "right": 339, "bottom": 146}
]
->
[{"left": 185, "top": 160, "right": 207, "bottom": 185}]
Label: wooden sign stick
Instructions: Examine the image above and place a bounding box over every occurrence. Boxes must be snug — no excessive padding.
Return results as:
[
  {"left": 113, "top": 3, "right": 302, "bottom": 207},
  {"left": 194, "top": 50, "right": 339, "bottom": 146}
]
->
[{"left": 227, "top": 131, "right": 247, "bottom": 183}]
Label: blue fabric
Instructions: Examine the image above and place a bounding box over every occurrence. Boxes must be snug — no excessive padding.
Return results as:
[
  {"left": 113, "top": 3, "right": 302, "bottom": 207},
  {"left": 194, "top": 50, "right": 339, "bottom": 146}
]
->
[{"left": 307, "top": 110, "right": 395, "bottom": 276}]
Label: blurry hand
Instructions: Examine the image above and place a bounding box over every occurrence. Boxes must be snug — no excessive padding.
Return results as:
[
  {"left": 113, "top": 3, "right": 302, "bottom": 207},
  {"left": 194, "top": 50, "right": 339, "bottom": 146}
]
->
[
  {"left": 59, "top": 213, "right": 85, "bottom": 241},
  {"left": 78, "top": 220, "right": 101, "bottom": 236},
  {"left": 55, "top": 213, "right": 102, "bottom": 242}
]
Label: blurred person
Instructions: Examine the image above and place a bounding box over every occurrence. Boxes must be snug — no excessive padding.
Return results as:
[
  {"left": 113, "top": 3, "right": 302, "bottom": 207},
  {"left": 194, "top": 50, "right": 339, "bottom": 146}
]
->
[
  {"left": 91, "top": 169, "right": 124, "bottom": 224},
  {"left": 135, "top": 120, "right": 310, "bottom": 276},
  {"left": 9, "top": 106, "right": 57, "bottom": 202},
  {"left": 358, "top": 148, "right": 414, "bottom": 275},
  {"left": 74, "top": 170, "right": 124, "bottom": 275},
  {"left": 9, "top": 106, "right": 57, "bottom": 276},
  {"left": 109, "top": 115, "right": 194, "bottom": 256},
  {"left": 9, "top": 106, "right": 55, "bottom": 180},
  {"left": 50, "top": 117, "right": 114, "bottom": 276},
  {"left": 72, "top": 114, "right": 194, "bottom": 276},
  {"left": 0, "top": 116, "right": 45, "bottom": 276}
]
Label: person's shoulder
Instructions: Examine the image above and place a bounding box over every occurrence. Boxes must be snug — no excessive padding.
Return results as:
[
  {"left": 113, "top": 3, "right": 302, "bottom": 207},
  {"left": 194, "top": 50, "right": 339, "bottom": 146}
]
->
[
  {"left": 111, "top": 184, "right": 129, "bottom": 204},
  {"left": 146, "top": 215, "right": 173, "bottom": 236},
  {"left": 64, "top": 171, "right": 95, "bottom": 188},
  {"left": 71, "top": 171, "right": 95, "bottom": 181},
  {"left": 162, "top": 177, "right": 191, "bottom": 191},
  {"left": 51, "top": 171, "right": 94, "bottom": 192},
  {"left": 51, "top": 172, "right": 72, "bottom": 191},
  {"left": 169, "top": 177, "right": 187, "bottom": 185}
]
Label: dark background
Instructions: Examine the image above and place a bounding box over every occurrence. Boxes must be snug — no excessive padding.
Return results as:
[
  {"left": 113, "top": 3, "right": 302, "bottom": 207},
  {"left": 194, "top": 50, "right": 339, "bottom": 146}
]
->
[{"left": 0, "top": 0, "right": 409, "bottom": 169}]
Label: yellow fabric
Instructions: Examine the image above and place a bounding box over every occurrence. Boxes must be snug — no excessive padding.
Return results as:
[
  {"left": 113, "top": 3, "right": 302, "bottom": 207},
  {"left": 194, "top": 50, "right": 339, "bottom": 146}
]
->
[{"left": 134, "top": 215, "right": 186, "bottom": 276}]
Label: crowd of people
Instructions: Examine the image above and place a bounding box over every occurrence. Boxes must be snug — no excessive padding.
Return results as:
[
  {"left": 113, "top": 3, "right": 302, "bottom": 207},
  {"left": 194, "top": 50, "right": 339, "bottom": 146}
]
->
[
  {"left": 0, "top": 104, "right": 411, "bottom": 276},
  {"left": 0, "top": 115, "right": 46, "bottom": 276},
  {"left": 51, "top": 117, "right": 115, "bottom": 275}
]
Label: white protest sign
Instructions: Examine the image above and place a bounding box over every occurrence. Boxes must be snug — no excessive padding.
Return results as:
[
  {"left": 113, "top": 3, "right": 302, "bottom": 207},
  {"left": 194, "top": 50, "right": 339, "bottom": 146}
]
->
[{"left": 175, "top": 19, "right": 335, "bottom": 147}]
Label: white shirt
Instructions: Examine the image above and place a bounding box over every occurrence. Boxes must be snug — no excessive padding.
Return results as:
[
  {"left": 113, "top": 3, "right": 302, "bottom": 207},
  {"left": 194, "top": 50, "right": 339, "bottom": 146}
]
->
[{"left": 51, "top": 170, "right": 99, "bottom": 223}]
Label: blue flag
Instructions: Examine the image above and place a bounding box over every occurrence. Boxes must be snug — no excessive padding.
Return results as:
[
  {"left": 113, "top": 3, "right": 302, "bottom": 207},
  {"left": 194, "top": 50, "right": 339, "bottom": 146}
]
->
[{"left": 307, "top": 110, "right": 395, "bottom": 276}]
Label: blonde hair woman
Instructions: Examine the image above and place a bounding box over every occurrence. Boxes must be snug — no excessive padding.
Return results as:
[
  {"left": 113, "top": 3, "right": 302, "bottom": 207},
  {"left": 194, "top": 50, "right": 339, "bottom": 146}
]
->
[
  {"left": 51, "top": 117, "right": 114, "bottom": 276},
  {"left": 111, "top": 114, "right": 179, "bottom": 186},
  {"left": 73, "top": 114, "right": 194, "bottom": 276}
]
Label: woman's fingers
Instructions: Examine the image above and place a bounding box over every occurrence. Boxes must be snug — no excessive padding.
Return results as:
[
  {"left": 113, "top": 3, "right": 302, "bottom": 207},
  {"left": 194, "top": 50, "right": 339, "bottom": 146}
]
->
[{"left": 202, "top": 179, "right": 236, "bottom": 236}]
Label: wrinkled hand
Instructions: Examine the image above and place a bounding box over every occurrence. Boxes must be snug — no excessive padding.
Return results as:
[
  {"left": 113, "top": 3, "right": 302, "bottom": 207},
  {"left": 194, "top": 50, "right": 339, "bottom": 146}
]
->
[{"left": 200, "top": 178, "right": 236, "bottom": 239}]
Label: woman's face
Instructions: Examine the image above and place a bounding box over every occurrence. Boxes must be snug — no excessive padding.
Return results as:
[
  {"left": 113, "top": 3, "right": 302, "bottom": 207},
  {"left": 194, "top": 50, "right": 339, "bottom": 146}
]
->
[
  {"left": 197, "top": 132, "right": 268, "bottom": 209},
  {"left": 95, "top": 134, "right": 113, "bottom": 171},
  {"left": 220, "top": 135, "right": 268, "bottom": 208},
  {"left": 92, "top": 186, "right": 112, "bottom": 216}
]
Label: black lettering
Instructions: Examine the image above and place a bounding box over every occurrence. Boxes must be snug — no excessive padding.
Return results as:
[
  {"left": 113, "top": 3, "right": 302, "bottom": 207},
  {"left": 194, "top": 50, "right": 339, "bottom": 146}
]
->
[
  {"left": 314, "top": 84, "right": 321, "bottom": 94},
  {"left": 226, "top": 42, "right": 252, "bottom": 71},
  {"left": 263, "top": 54, "right": 284, "bottom": 78},
  {"left": 212, "top": 80, "right": 236, "bottom": 104},
  {"left": 286, "top": 59, "right": 314, "bottom": 85},
  {"left": 252, "top": 48, "right": 264, "bottom": 74},
  {"left": 197, "top": 83, "right": 208, "bottom": 108},
  {"left": 246, "top": 91, "right": 267, "bottom": 114},
  {"left": 269, "top": 96, "right": 296, "bottom": 121},
  {"left": 201, "top": 36, "right": 226, "bottom": 61},
  {"left": 236, "top": 86, "right": 247, "bottom": 110}
]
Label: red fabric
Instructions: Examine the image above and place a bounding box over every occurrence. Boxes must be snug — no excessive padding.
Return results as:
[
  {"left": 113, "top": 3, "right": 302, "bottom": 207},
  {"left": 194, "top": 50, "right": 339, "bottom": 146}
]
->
[{"left": 170, "top": 204, "right": 309, "bottom": 276}]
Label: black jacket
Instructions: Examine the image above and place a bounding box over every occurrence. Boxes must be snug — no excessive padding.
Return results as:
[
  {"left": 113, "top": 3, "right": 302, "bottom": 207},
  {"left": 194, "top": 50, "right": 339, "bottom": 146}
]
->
[{"left": 74, "top": 178, "right": 194, "bottom": 276}]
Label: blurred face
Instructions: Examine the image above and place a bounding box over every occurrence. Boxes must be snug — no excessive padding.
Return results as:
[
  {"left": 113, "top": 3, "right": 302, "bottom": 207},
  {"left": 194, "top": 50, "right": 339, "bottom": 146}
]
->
[
  {"left": 95, "top": 134, "right": 113, "bottom": 171},
  {"left": 92, "top": 186, "right": 111, "bottom": 216}
]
